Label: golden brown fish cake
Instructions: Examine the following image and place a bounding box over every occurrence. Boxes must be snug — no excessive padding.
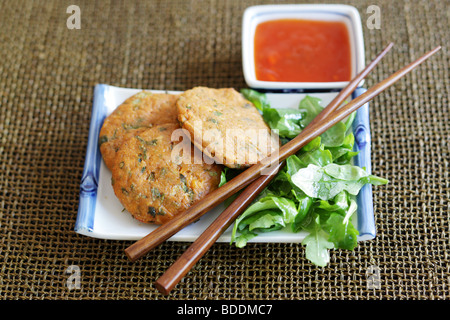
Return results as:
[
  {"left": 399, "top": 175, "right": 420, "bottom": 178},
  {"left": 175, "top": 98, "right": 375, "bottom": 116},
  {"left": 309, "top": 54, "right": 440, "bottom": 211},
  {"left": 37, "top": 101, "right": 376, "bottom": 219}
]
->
[
  {"left": 99, "top": 91, "right": 179, "bottom": 170},
  {"left": 111, "top": 123, "right": 222, "bottom": 225},
  {"left": 176, "top": 87, "right": 279, "bottom": 168}
]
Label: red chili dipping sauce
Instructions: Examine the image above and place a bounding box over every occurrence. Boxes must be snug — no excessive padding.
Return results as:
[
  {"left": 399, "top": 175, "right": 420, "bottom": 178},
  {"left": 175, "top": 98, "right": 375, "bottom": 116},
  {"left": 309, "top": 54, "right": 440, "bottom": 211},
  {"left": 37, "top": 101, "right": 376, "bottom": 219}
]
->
[{"left": 254, "top": 19, "right": 352, "bottom": 82}]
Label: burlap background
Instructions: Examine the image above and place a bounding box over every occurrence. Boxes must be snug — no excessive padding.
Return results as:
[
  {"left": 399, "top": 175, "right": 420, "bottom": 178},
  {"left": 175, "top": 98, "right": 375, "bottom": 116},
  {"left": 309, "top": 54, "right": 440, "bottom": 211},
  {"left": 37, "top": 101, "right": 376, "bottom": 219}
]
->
[{"left": 0, "top": 0, "right": 448, "bottom": 300}]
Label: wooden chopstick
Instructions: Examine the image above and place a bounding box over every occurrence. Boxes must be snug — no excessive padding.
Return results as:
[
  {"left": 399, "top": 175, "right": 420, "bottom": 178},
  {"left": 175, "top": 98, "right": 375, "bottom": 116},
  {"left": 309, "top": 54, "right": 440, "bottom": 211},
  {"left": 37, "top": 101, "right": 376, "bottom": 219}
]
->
[
  {"left": 152, "top": 43, "right": 394, "bottom": 295},
  {"left": 125, "top": 44, "right": 441, "bottom": 264}
]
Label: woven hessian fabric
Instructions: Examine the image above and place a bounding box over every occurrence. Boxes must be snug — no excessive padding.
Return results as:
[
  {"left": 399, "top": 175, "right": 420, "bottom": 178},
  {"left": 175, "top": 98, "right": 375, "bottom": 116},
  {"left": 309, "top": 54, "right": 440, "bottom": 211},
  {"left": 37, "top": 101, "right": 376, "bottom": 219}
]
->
[{"left": 0, "top": 0, "right": 448, "bottom": 299}]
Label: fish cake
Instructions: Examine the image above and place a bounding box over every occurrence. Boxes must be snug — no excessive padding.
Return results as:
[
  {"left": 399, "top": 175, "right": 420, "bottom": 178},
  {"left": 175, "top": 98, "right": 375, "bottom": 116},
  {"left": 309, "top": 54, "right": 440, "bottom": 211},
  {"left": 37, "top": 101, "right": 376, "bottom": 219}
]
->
[
  {"left": 111, "top": 123, "right": 222, "bottom": 225},
  {"left": 176, "top": 87, "right": 279, "bottom": 168},
  {"left": 99, "top": 91, "right": 179, "bottom": 170}
]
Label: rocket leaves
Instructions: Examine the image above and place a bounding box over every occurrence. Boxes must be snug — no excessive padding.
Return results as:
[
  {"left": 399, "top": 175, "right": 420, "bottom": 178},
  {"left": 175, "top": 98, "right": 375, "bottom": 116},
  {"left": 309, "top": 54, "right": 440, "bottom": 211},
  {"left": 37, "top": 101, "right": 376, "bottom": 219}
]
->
[
  {"left": 229, "top": 89, "right": 388, "bottom": 267},
  {"left": 291, "top": 163, "right": 388, "bottom": 201}
]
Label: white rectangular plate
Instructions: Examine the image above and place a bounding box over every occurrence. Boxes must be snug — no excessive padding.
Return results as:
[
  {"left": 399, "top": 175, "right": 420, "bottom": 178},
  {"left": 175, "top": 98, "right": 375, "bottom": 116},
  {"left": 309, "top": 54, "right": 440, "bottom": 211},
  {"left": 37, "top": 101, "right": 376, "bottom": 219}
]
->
[{"left": 75, "top": 84, "right": 375, "bottom": 242}]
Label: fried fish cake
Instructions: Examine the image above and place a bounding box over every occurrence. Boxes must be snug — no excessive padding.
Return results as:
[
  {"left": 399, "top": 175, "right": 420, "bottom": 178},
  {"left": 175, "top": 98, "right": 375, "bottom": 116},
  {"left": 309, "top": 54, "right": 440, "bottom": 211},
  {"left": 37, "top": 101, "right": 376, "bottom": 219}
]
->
[
  {"left": 99, "top": 91, "right": 179, "bottom": 170},
  {"left": 176, "top": 87, "right": 279, "bottom": 168},
  {"left": 111, "top": 123, "right": 222, "bottom": 225}
]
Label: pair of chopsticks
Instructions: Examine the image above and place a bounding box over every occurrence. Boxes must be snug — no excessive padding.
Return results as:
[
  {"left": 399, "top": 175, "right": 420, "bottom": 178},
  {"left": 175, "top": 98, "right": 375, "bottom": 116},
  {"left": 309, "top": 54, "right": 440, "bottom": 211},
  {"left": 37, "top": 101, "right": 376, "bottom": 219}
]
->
[{"left": 125, "top": 43, "right": 441, "bottom": 295}]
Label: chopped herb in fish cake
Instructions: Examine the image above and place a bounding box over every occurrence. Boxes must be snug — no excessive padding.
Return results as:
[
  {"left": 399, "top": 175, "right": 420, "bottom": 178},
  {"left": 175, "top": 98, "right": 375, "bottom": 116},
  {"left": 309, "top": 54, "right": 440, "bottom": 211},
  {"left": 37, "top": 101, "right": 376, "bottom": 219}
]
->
[
  {"left": 176, "top": 87, "right": 279, "bottom": 168},
  {"left": 111, "top": 123, "right": 222, "bottom": 225},
  {"left": 99, "top": 91, "right": 179, "bottom": 170}
]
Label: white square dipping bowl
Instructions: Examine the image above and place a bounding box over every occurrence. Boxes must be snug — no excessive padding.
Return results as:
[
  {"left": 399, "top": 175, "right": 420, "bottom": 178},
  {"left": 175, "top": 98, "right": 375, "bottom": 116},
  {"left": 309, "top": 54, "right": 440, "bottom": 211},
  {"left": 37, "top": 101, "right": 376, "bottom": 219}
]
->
[{"left": 242, "top": 4, "right": 365, "bottom": 91}]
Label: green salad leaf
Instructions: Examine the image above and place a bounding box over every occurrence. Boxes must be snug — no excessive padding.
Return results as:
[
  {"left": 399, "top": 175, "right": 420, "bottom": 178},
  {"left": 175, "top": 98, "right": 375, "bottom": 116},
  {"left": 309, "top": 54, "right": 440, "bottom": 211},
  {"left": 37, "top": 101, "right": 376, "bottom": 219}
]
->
[
  {"left": 302, "top": 215, "right": 335, "bottom": 267},
  {"left": 241, "top": 88, "right": 354, "bottom": 147},
  {"left": 231, "top": 194, "right": 298, "bottom": 246},
  {"left": 241, "top": 88, "right": 306, "bottom": 139},
  {"left": 262, "top": 107, "right": 306, "bottom": 139},
  {"left": 290, "top": 163, "right": 388, "bottom": 200},
  {"left": 325, "top": 198, "right": 359, "bottom": 250},
  {"left": 226, "top": 89, "right": 388, "bottom": 267},
  {"left": 298, "top": 95, "right": 348, "bottom": 147}
]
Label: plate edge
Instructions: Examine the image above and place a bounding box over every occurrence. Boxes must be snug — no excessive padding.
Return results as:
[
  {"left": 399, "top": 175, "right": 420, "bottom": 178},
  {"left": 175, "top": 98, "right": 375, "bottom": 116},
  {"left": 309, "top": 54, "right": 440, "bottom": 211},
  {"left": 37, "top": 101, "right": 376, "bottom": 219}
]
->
[
  {"left": 74, "top": 84, "right": 109, "bottom": 234},
  {"left": 352, "top": 87, "right": 376, "bottom": 241}
]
